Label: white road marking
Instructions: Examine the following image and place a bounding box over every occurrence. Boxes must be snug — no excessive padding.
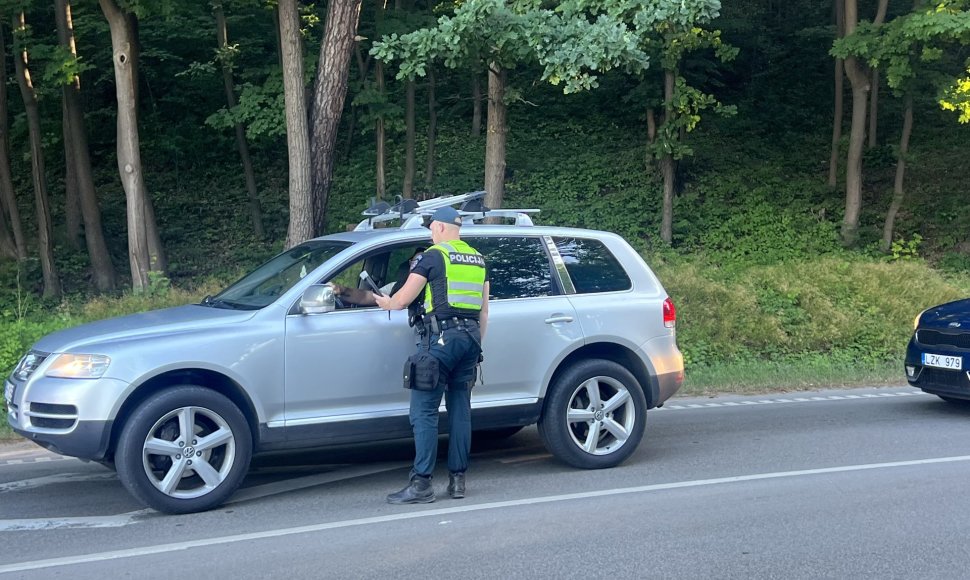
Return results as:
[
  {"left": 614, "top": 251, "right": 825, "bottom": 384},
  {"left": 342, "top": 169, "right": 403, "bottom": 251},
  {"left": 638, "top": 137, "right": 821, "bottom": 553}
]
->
[
  {"left": 661, "top": 390, "right": 928, "bottom": 411},
  {"left": 0, "top": 462, "right": 410, "bottom": 533},
  {"left": 0, "top": 472, "right": 116, "bottom": 494},
  {"left": 3, "top": 453, "right": 970, "bottom": 574},
  {"left": 0, "top": 511, "right": 152, "bottom": 532}
]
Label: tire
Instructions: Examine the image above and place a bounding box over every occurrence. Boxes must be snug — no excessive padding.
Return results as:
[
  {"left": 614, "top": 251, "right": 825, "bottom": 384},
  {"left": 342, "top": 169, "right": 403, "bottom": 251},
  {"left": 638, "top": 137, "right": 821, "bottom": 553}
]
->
[
  {"left": 115, "top": 385, "right": 252, "bottom": 514},
  {"left": 475, "top": 426, "right": 524, "bottom": 441},
  {"left": 538, "top": 359, "right": 647, "bottom": 469}
]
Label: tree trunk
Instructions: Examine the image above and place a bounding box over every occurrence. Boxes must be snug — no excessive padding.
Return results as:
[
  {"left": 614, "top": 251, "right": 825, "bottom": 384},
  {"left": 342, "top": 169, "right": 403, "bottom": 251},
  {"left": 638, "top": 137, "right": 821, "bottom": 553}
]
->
[
  {"left": 375, "top": 59, "right": 386, "bottom": 200},
  {"left": 828, "top": 0, "right": 846, "bottom": 187},
  {"left": 425, "top": 67, "right": 437, "bottom": 190},
  {"left": 660, "top": 69, "right": 676, "bottom": 244},
  {"left": 13, "top": 13, "right": 61, "bottom": 298},
  {"left": 280, "top": 0, "right": 313, "bottom": 249},
  {"left": 471, "top": 74, "right": 482, "bottom": 138},
  {"left": 841, "top": 0, "right": 869, "bottom": 247},
  {"left": 100, "top": 0, "right": 153, "bottom": 291},
  {"left": 403, "top": 79, "right": 415, "bottom": 198},
  {"left": 0, "top": 24, "right": 25, "bottom": 260},
  {"left": 646, "top": 107, "right": 657, "bottom": 171},
  {"left": 868, "top": 70, "right": 880, "bottom": 149},
  {"left": 867, "top": 0, "right": 890, "bottom": 150},
  {"left": 214, "top": 2, "right": 265, "bottom": 239},
  {"left": 310, "top": 0, "right": 362, "bottom": 235},
  {"left": 62, "top": 100, "right": 82, "bottom": 249},
  {"left": 484, "top": 64, "right": 507, "bottom": 210},
  {"left": 57, "top": 0, "right": 117, "bottom": 290},
  {"left": 881, "top": 95, "right": 913, "bottom": 252}
]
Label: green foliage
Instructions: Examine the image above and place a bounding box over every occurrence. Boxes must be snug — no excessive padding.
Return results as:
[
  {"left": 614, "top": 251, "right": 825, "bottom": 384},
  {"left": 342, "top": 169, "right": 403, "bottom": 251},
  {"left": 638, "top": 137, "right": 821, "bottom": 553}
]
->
[
  {"left": 657, "top": 256, "right": 970, "bottom": 370},
  {"left": 890, "top": 233, "right": 923, "bottom": 261}
]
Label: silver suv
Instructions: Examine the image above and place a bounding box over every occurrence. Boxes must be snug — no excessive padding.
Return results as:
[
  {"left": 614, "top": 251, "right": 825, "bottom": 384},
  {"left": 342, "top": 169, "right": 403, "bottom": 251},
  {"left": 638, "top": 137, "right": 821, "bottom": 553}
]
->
[{"left": 5, "top": 193, "right": 683, "bottom": 514}]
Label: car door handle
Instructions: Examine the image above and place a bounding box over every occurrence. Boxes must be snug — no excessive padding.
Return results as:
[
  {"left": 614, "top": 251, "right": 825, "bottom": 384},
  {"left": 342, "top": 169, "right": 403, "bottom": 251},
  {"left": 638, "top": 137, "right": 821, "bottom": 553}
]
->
[{"left": 544, "top": 315, "right": 574, "bottom": 324}]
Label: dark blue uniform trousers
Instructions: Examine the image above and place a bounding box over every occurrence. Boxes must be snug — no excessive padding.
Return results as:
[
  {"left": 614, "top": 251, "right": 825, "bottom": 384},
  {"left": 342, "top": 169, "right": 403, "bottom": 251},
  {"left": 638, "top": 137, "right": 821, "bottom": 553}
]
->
[{"left": 410, "top": 323, "right": 481, "bottom": 478}]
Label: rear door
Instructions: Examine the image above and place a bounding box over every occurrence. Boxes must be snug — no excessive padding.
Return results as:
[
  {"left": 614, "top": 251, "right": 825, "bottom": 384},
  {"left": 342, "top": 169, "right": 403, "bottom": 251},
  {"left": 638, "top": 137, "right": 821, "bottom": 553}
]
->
[{"left": 466, "top": 236, "right": 584, "bottom": 403}]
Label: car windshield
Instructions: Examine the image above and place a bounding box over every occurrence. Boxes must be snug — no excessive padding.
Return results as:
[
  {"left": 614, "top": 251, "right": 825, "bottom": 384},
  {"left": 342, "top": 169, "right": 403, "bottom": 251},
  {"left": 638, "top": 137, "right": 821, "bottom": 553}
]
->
[{"left": 207, "top": 240, "right": 352, "bottom": 309}]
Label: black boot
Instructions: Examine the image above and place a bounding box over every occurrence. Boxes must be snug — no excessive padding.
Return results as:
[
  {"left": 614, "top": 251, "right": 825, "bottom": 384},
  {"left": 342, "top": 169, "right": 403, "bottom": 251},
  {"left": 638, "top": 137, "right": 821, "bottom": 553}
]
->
[
  {"left": 447, "top": 472, "right": 465, "bottom": 499},
  {"left": 386, "top": 475, "right": 435, "bottom": 504}
]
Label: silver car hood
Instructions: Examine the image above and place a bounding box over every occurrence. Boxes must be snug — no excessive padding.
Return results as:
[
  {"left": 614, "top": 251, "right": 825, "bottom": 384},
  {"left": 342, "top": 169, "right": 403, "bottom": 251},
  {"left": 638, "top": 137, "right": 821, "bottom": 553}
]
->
[{"left": 33, "top": 304, "right": 258, "bottom": 353}]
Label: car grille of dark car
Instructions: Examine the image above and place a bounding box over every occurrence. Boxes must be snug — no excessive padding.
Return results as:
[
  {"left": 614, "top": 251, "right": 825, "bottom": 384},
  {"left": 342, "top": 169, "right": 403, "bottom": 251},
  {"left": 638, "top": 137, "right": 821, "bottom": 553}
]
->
[
  {"left": 27, "top": 402, "right": 78, "bottom": 430},
  {"left": 917, "top": 368, "right": 970, "bottom": 390},
  {"left": 917, "top": 330, "right": 970, "bottom": 349}
]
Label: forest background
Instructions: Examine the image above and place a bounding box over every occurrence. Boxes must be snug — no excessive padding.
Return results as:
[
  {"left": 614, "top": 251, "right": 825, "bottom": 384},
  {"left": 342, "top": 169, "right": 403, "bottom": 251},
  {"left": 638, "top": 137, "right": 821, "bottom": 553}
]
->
[{"left": 1, "top": 0, "right": 969, "bottom": 440}]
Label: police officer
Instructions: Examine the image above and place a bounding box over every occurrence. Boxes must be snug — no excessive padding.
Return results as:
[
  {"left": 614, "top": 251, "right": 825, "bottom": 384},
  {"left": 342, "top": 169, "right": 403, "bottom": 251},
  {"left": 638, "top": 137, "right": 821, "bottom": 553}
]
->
[{"left": 375, "top": 206, "right": 489, "bottom": 504}]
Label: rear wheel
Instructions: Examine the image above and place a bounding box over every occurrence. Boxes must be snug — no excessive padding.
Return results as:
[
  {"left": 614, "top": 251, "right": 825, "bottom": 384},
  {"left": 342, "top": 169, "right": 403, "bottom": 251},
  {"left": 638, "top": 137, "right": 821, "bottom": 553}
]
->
[
  {"left": 115, "top": 386, "right": 252, "bottom": 514},
  {"left": 538, "top": 359, "right": 646, "bottom": 469}
]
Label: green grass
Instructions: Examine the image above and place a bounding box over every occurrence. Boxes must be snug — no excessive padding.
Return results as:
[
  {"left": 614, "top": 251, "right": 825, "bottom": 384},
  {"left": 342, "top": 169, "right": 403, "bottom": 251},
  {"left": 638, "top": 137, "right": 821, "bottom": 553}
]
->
[
  {"left": 679, "top": 358, "right": 904, "bottom": 397},
  {"left": 0, "top": 422, "right": 14, "bottom": 441}
]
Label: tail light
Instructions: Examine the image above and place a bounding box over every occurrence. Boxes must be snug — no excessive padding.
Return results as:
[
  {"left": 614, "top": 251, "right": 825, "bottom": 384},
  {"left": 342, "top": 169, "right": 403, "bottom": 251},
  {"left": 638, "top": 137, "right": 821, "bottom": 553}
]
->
[{"left": 663, "top": 297, "right": 676, "bottom": 329}]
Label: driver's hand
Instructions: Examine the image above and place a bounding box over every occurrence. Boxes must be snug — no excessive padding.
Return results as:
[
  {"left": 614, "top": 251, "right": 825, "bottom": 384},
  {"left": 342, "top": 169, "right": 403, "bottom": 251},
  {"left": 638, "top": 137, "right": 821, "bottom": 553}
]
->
[{"left": 328, "top": 283, "right": 344, "bottom": 296}]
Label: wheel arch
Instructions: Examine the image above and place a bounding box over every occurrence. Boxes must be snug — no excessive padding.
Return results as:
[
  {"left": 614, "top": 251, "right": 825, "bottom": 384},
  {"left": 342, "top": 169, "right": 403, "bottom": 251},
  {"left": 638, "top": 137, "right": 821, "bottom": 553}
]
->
[
  {"left": 543, "top": 342, "right": 658, "bottom": 410},
  {"left": 106, "top": 369, "right": 260, "bottom": 460}
]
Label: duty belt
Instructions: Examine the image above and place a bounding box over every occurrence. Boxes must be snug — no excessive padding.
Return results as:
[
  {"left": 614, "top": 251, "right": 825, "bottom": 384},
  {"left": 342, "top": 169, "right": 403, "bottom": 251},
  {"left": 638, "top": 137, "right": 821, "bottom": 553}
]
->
[{"left": 423, "top": 316, "right": 479, "bottom": 334}]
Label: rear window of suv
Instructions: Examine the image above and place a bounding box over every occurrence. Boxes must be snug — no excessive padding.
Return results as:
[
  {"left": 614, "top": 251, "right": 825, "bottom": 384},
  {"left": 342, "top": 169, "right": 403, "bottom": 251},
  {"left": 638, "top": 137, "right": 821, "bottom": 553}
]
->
[
  {"left": 469, "top": 236, "right": 553, "bottom": 300},
  {"left": 553, "top": 237, "right": 631, "bottom": 294}
]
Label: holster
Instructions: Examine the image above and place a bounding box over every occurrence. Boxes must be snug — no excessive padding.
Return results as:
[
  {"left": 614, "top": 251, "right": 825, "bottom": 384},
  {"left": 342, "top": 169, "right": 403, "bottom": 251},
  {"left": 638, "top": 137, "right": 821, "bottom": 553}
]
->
[{"left": 403, "top": 351, "right": 440, "bottom": 391}]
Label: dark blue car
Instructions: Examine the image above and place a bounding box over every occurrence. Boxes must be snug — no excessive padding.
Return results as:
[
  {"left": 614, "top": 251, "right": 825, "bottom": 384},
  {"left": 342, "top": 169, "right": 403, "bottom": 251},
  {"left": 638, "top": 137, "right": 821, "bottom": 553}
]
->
[{"left": 907, "top": 298, "right": 970, "bottom": 403}]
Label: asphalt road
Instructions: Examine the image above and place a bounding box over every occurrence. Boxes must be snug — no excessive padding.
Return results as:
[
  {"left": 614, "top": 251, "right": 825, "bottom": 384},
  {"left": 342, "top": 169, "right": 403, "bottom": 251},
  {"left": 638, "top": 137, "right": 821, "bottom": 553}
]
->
[{"left": 2, "top": 386, "right": 970, "bottom": 579}]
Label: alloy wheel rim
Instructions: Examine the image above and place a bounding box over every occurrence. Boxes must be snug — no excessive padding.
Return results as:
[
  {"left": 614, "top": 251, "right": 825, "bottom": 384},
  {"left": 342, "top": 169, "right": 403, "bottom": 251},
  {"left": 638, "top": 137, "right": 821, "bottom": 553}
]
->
[
  {"left": 565, "top": 376, "right": 635, "bottom": 456},
  {"left": 141, "top": 405, "right": 236, "bottom": 499}
]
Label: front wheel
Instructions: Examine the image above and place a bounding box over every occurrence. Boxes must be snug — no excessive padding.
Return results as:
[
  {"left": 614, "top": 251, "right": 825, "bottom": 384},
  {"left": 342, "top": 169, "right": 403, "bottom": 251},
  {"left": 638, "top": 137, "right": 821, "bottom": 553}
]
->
[
  {"left": 538, "top": 359, "right": 647, "bottom": 469},
  {"left": 115, "top": 386, "right": 252, "bottom": 514}
]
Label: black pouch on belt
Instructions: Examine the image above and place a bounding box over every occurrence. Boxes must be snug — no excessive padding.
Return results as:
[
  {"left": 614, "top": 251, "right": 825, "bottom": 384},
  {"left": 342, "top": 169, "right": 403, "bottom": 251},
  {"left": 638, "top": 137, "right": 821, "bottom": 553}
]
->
[{"left": 404, "top": 352, "right": 439, "bottom": 391}]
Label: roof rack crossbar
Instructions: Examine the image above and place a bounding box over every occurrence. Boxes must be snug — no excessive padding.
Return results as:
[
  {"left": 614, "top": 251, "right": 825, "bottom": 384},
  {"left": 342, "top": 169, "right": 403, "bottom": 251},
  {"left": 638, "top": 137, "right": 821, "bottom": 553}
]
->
[{"left": 354, "top": 191, "right": 539, "bottom": 231}]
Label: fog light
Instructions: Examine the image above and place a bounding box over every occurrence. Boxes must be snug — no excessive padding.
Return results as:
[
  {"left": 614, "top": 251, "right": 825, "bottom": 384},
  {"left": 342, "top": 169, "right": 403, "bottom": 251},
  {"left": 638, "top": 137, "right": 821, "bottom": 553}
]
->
[{"left": 906, "top": 365, "right": 916, "bottom": 377}]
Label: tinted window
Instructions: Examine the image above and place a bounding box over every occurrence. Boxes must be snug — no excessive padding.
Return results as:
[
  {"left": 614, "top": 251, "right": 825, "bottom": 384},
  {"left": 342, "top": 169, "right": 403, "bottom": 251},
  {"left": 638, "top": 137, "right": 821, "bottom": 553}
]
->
[
  {"left": 554, "top": 237, "right": 631, "bottom": 294},
  {"left": 468, "top": 237, "right": 552, "bottom": 299}
]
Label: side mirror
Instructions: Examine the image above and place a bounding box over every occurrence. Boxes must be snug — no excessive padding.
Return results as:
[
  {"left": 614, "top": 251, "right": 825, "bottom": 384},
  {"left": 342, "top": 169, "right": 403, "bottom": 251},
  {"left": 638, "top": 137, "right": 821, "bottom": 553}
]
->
[{"left": 300, "top": 284, "right": 335, "bottom": 315}]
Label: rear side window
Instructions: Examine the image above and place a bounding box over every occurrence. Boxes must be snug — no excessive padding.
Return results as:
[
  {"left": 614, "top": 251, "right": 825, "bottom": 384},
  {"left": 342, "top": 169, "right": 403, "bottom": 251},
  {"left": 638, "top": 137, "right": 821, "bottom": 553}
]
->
[
  {"left": 553, "top": 237, "right": 631, "bottom": 294},
  {"left": 468, "top": 237, "right": 552, "bottom": 300}
]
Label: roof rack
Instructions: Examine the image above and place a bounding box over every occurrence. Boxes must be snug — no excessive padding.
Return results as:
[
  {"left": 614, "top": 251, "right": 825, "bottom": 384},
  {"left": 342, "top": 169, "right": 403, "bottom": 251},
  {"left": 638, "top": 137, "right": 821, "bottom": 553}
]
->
[{"left": 353, "top": 191, "right": 539, "bottom": 231}]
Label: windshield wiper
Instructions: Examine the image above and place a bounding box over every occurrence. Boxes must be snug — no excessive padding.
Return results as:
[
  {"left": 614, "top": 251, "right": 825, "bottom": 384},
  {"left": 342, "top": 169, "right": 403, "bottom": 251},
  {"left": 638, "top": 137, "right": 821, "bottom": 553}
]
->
[{"left": 200, "top": 295, "right": 250, "bottom": 310}]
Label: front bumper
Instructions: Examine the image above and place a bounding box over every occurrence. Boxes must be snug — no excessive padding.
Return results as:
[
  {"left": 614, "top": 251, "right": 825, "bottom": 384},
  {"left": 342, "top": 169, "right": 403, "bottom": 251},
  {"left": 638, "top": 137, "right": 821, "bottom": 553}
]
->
[
  {"left": 6, "top": 374, "right": 129, "bottom": 461},
  {"left": 905, "top": 335, "right": 970, "bottom": 399}
]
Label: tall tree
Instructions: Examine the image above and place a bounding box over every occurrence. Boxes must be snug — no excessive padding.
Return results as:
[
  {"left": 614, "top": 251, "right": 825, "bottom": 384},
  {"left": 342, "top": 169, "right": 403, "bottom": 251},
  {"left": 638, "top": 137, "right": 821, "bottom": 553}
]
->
[
  {"left": 62, "top": 99, "right": 82, "bottom": 249},
  {"left": 828, "top": 0, "right": 846, "bottom": 187},
  {"left": 310, "top": 0, "right": 362, "bottom": 235},
  {"left": 374, "top": 0, "right": 648, "bottom": 210},
  {"left": 56, "top": 0, "right": 118, "bottom": 291},
  {"left": 867, "top": 0, "right": 890, "bottom": 149},
  {"left": 403, "top": 79, "right": 415, "bottom": 198},
  {"left": 12, "top": 11, "right": 60, "bottom": 298},
  {"left": 279, "top": 0, "right": 313, "bottom": 248},
  {"left": 213, "top": 0, "right": 265, "bottom": 239},
  {"left": 100, "top": 0, "right": 155, "bottom": 291},
  {"left": 839, "top": 0, "right": 870, "bottom": 247},
  {"left": 425, "top": 67, "right": 436, "bottom": 189},
  {"left": 0, "top": 22, "right": 25, "bottom": 260}
]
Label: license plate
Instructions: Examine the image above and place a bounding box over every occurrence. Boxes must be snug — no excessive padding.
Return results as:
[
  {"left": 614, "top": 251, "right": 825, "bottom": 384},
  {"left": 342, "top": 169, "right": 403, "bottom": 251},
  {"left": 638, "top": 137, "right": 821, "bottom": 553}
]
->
[
  {"left": 3, "top": 381, "right": 12, "bottom": 407},
  {"left": 923, "top": 353, "right": 963, "bottom": 370}
]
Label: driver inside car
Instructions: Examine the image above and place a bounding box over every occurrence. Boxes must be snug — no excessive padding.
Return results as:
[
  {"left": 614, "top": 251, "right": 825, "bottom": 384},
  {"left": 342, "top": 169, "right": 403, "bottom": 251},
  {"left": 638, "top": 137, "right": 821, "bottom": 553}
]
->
[{"left": 329, "top": 247, "right": 426, "bottom": 307}]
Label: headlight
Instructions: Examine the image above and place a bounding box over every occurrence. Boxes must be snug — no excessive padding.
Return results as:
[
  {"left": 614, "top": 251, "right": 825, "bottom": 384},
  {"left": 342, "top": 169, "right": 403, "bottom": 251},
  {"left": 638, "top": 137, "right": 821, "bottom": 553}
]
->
[
  {"left": 45, "top": 354, "right": 111, "bottom": 379},
  {"left": 914, "top": 309, "right": 927, "bottom": 330}
]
